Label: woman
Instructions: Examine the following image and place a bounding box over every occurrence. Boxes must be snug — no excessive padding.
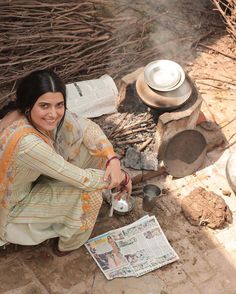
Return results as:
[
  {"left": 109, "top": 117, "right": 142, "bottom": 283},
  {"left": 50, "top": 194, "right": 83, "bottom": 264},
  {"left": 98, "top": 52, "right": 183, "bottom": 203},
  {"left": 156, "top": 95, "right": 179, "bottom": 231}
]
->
[
  {"left": 107, "top": 236, "right": 124, "bottom": 268},
  {"left": 0, "top": 69, "right": 132, "bottom": 256}
]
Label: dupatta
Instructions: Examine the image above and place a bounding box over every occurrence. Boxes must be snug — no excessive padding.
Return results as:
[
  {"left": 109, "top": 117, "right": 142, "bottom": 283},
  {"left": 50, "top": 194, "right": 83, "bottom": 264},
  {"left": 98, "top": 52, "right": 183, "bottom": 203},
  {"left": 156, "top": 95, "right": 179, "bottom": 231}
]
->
[
  {"left": 0, "top": 118, "right": 49, "bottom": 208},
  {"left": 0, "top": 118, "right": 49, "bottom": 240}
]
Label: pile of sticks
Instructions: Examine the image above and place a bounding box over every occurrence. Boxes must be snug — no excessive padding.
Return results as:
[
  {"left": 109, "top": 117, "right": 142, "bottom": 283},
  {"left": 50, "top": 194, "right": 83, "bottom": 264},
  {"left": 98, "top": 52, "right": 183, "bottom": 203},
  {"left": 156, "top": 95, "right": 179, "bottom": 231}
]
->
[
  {"left": 0, "top": 0, "right": 158, "bottom": 107},
  {"left": 106, "top": 112, "right": 156, "bottom": 155},
  {"left": 211, "top": 0, "right": 236, "bottom": 39}
]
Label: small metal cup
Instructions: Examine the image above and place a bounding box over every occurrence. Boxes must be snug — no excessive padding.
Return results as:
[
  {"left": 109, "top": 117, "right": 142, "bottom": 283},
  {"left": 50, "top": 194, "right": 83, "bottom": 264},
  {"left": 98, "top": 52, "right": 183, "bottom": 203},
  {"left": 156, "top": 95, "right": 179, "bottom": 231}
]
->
[{"left": 142, "top": 184, "right": 161, "bottom": 212}]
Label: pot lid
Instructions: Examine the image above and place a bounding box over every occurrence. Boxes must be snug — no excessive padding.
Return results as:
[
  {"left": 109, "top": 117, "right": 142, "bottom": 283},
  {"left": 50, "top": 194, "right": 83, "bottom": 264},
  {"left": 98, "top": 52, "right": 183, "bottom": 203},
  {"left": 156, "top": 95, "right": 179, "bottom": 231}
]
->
[
  {"left": 136, "top": 70, "right": 192, "bottom": 109},
  {"left": 163, "top": 129, "right": 207, "bottom": 178},
  {"left": 144, "top": 60, "right": 185, "bottom": 91}
]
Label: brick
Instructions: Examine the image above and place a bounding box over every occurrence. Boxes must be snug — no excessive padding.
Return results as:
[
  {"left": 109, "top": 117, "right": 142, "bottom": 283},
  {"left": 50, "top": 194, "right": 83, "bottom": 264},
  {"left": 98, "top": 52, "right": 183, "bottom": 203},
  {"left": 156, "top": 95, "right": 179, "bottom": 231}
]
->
[
  {"left": 91, "top": 273, "right": 166, "bottom": 294},
  {"left": 198, "top": 272, "right": 232, "bottom": 294},
  {"left": 4, "top": 282, "right": 49, "bottom": 294},
  {"left": 174, "top": 239, "right": 215, "bottom": 284},
  {"left": 156, "top": 262, "right": 188, "bottom": 287},
  {"left": 168, "top": 280, "right": 200, "bottom": 294},
  {"left": 204, "top": 248, "right": 236, "bottom": 277},
  {"left": 0, "top": 259, "right": 32, "bottom": 292}
]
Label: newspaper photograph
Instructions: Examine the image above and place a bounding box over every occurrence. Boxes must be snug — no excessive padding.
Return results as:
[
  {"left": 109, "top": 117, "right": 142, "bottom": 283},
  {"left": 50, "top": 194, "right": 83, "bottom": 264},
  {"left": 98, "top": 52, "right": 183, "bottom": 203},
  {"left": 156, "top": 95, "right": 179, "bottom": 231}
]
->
[{"left": 85, "top": 215, "right": 179, "bottom": 280}]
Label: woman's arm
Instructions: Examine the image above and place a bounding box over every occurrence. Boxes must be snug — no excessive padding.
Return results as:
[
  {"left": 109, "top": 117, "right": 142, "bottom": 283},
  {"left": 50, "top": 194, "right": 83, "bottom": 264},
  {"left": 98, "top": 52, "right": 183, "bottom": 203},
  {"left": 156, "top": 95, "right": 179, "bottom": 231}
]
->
[
  {"left": 82, "top": 118, "right": 124, "bottom": 189},
  {"left": 82, "top": 118, "right": 116, "bottom": 158},
  {"left": 17, "top": 134, "right": 109, "bottom": 192}
]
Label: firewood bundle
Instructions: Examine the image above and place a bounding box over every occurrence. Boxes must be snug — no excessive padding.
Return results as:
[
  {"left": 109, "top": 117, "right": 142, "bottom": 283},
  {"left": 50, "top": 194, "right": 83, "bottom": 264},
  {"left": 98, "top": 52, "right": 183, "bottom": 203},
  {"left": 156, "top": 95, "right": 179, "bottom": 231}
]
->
[
  {"left": 0, "top": 0, "right": 158, "bottom": 107},
  {"left": 211, "top": 0, "right": 236, "bottom": 40}
]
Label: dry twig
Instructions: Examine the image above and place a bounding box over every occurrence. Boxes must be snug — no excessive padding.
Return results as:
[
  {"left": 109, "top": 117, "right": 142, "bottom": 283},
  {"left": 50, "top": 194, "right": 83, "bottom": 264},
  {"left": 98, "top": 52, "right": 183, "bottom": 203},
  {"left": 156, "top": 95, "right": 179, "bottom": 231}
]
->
[
  {"left": 210, "top": 0, "right": 236, "bottom": 40},
  {"left": 137, "top": 137, "right": 153, "bottom": 151},
  {"left": 198, "top": 43, "right": 236, "bottom": 60},
  {"left": 0, "top": 0, "right": 157, "bottom": 108}
]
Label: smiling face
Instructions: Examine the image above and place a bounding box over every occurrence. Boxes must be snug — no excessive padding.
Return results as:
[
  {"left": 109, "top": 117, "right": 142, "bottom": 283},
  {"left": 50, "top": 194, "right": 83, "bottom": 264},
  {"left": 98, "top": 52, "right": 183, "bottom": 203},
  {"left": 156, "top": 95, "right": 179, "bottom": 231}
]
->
[{"left": 30, "top": 92, "right": 65, "bottom": 132}]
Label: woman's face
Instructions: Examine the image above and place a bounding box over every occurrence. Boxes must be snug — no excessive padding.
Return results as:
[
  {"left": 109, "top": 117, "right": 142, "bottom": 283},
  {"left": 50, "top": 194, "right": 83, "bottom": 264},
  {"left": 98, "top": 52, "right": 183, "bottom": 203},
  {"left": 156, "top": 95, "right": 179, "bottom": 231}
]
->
[{"left": 30, "top": 92, "right": 65, "bottom": 132}]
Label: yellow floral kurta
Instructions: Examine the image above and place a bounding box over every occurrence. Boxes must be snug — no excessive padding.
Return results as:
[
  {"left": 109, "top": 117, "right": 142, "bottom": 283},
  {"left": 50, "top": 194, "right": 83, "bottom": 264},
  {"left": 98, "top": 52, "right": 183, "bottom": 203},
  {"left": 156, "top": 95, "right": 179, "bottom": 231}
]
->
[{"left": 1, "top": 111, "right": 115, "bottom": 251}]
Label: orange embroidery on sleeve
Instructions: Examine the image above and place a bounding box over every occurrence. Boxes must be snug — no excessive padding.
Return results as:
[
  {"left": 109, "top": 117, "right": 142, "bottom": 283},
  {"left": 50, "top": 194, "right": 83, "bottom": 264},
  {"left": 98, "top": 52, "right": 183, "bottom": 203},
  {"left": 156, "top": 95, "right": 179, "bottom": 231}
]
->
[
  {"left": 65, "top": 122, "right": 74, "bottom": 132},
  {"left": 82, "top": 193, "right": 90, "bottom": 201},
  {"left": 80, "top": 224, "right": 89, "bottom": 231},
  {"left": 83, "top": 177, "right": 89, "bottom": 183},
  {"left": 82, "top": 203, "right": 91, "bottom": 213}
]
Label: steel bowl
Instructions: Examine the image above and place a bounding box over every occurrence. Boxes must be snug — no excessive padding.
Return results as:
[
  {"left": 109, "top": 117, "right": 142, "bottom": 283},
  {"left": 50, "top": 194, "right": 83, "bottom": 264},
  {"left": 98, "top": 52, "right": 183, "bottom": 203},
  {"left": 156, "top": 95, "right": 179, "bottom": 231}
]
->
[
  {"left": 103, "top": 189, "right": 135, "bottom": 215},
  {"left": 112, "top": 196, "right": 135, "bottom": 215}
]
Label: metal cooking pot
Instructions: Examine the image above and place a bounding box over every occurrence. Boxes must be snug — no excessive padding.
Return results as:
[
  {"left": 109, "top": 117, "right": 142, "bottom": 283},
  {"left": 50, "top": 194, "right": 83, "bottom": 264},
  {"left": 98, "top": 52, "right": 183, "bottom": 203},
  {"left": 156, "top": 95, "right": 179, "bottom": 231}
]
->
[{"left": 136, "top": 70, "right": 192, "bottom": 111}]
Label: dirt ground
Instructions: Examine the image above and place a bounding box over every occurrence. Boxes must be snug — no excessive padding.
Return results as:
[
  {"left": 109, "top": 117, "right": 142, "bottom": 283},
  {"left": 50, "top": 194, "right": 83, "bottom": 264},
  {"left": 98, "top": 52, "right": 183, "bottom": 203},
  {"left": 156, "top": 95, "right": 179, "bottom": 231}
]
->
[{"left": 1, "top": 0, "right": 236, "bottom": 293}]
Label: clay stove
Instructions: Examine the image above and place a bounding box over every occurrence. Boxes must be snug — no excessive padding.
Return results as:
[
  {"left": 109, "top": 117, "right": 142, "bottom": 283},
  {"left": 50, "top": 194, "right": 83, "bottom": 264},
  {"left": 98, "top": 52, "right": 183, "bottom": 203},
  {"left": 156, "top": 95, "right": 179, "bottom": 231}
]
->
[
  {"left": 119, "top": 65, "right": 203, "bottom": 174},
  {"left": 150, "top": 76, "right": 202, "bottom": 159}
]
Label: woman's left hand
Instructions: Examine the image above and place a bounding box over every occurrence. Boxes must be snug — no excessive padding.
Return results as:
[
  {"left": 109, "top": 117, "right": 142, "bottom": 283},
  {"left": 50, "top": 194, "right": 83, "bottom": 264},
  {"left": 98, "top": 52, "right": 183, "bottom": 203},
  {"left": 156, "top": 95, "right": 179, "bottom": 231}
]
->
[{"left": 104, "top": 157, "right": 123, "bottom": 189}]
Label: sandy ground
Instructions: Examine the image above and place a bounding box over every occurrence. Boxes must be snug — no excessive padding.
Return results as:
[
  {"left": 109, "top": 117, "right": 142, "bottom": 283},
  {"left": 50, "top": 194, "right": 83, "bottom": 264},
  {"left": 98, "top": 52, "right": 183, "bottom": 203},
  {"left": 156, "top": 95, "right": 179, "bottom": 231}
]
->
[{"left": 1, "top": 0, "right": 236, "bottom": 293}]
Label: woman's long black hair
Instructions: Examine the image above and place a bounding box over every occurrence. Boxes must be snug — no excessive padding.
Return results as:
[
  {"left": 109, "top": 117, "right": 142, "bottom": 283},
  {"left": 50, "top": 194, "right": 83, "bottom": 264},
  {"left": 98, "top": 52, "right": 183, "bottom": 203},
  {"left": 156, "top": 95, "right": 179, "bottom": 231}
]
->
[{"left": 0, "top": 69, "right": 67, "bottom": 134}]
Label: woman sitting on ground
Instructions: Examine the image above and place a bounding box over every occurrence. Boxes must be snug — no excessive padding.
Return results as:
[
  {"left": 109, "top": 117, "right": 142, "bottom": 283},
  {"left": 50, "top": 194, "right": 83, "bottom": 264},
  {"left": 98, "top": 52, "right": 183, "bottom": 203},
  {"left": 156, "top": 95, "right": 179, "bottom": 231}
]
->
[{"left": 0, "top": 69, "right": 132, "bottom": 256}]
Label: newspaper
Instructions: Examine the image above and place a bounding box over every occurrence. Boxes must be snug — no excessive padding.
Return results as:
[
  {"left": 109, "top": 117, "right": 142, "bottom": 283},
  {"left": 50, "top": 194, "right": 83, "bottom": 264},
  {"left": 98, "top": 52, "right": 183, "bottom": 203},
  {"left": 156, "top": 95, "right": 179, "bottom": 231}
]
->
[{"left": 85, "top": 215, "right": 179, "bottom": 280}]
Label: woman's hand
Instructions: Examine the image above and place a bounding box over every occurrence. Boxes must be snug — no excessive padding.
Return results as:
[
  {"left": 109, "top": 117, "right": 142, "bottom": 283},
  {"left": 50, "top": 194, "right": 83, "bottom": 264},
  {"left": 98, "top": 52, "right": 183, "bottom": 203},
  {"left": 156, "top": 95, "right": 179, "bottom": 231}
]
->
[
  {"left": 0, "top": 110, "right": 23, "bottom": 131},
  {"left": 116, "top": 177, "right": 132, "bottom": 200},
  {"left": 104, "top": 157, "right": 123, "bottom": 189},
  {"left": 104, "top": 155, "right": 132, "bottom": 199}
]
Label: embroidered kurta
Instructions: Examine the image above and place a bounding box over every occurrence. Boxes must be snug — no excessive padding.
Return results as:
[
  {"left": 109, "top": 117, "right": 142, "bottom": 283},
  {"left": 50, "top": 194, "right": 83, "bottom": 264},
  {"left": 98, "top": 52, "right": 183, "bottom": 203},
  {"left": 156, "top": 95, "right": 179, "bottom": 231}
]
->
[{"left": 0, "top": 111, "right": 115, "bottom": 250}]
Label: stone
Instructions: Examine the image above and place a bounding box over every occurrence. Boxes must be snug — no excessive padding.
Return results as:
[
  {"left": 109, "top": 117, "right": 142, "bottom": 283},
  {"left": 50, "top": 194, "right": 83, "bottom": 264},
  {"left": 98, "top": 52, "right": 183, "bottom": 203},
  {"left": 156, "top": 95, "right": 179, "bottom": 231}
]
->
[{"left": 122, "top": 147, "right": 159, "bottom": 171}]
